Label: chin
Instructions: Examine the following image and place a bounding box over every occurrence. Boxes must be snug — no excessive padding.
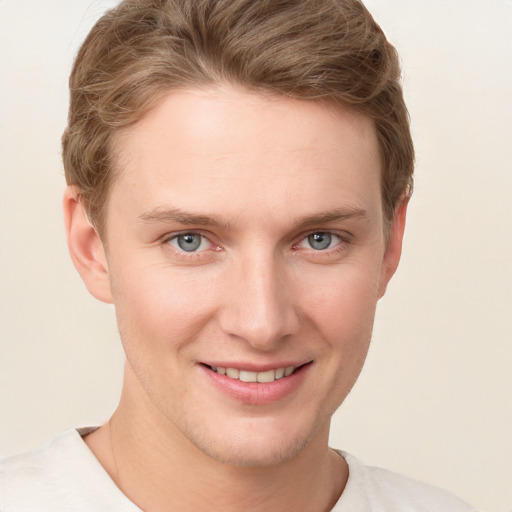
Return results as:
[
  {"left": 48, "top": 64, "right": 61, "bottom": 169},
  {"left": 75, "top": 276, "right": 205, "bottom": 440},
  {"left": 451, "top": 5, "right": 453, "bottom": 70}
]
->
[
  {"left": 182, "top": 413, "right": 328, "bottom": 468},
  {"left": 198, "top": 433, "right": 310, "bottom": 468}
]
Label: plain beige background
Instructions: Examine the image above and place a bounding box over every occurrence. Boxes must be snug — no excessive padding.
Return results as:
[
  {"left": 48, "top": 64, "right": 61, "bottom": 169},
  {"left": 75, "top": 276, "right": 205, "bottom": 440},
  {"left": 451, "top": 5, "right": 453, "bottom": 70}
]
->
[{"left": 0, "top": 1, "right": 511, "bottom": 510}]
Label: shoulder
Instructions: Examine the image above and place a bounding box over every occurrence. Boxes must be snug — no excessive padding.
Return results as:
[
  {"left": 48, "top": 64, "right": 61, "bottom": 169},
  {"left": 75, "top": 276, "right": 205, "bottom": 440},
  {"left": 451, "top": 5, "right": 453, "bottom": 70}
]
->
[
  {"left": 1, "top": 429, "right": 81, "bottom": 497},
  {"left": 333, "top": 451, "right": 478, "bottom": 512},
  {"left": 0, "top": 428, "right": 139, "bottom": 512}
]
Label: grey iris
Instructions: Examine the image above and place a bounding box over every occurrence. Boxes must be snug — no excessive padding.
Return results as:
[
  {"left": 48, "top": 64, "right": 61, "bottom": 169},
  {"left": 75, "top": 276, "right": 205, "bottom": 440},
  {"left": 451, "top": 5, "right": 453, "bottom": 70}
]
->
[
  {"left": 308, "top": 232, "right": 331, "bottom": 250},
  {"left": 177, "top": 233, "right": 201, "bottom": 251}
]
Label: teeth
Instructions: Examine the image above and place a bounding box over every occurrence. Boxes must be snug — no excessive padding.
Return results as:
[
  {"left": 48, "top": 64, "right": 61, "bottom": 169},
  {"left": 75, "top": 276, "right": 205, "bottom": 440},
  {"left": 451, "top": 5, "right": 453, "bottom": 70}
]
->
[
  {"left": 226, "top": 368, "right": 240, "bottom": 379},
  {"left": 239, "top": 370, "right": 257, "bottom": 382},
  {"left": 257, "top": 369, "right": 276, "bottom": 383},
  {"left": 210, "top": 365, "right": 297, "bottom": 382}
]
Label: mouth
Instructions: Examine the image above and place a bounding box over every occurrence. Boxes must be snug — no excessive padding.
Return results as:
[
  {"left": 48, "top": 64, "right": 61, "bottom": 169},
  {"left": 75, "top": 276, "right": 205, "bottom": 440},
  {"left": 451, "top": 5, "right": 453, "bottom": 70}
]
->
[
  {"left": 200, "top": 361, "right": 313, "bottom": 405},
  {"left": 202, "top": 362, "right": 310, "bottom": 383}
]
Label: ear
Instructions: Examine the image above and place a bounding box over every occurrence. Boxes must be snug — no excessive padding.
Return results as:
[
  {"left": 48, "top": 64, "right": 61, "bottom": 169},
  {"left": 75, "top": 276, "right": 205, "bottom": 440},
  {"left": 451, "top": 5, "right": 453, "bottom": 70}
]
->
[
  {"left": 63, "top": 186, "right": 113, "bottom": 303},
  {"left": 378, "top": 197, "right": 409, "bottom": 298}
]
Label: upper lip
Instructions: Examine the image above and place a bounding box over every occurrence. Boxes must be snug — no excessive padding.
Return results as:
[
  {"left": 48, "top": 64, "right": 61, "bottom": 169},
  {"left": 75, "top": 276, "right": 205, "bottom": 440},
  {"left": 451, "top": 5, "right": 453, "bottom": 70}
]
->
[{"left": 199, "top": 360, "right": 313, "bottom": 372}]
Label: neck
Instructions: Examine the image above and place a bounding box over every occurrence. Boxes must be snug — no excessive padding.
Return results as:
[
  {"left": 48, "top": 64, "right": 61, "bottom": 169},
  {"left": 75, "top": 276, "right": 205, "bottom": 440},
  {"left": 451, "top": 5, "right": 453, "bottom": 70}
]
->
[{"left": 86, "top": 371, "right": 348, "bottom": 512}]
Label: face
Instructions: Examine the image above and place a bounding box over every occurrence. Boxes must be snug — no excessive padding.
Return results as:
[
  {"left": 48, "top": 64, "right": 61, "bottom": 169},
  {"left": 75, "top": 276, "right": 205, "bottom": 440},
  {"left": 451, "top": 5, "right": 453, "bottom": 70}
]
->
[{"left": 98, "top": 86, "right": 402, "bottom": 466}]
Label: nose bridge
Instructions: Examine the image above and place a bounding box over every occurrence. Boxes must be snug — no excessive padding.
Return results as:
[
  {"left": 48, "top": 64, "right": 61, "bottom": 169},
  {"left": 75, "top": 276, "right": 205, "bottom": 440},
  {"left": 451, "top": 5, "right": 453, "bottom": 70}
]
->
[{"left": 219, "top": 247, "right": 298, "bottom": 349}]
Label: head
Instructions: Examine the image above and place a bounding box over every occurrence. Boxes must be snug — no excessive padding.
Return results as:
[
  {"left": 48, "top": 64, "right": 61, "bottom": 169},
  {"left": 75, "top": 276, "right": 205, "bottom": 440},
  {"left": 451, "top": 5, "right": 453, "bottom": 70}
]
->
[
  {"left": 62, "top": 0, "right": 413, "bottom": 238},
  {"left": 63, "top": 0, "right": 413, "bottom": 467}
]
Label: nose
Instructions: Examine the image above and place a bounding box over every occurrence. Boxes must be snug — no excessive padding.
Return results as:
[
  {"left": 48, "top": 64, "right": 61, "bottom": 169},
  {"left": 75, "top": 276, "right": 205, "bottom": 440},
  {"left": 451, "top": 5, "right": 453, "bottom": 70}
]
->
[{"left": 218, "top": 251, "right": 300, "bottom": 351}]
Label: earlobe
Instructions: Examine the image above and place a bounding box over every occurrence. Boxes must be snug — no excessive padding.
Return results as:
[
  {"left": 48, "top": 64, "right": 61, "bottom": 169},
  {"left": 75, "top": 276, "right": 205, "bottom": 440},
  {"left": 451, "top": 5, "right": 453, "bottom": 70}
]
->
[
  {"left": 378, "top": 197, "right": 409, "bottom": 298},
  {"left": 63, "top": 186, "right": 113, "bottom": 304}
]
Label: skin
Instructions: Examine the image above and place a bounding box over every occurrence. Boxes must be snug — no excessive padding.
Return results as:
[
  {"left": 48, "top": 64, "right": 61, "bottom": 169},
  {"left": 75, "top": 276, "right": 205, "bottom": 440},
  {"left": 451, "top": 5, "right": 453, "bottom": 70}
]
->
[{"left": 64, "top": 85, "right": 407, "bottom": 511}]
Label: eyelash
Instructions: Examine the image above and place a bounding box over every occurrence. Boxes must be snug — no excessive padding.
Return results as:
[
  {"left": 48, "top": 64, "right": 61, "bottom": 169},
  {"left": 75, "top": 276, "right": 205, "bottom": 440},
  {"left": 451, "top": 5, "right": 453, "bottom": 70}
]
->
[{"left": 161, "top": 230, "right": 351, "bottom": 258}]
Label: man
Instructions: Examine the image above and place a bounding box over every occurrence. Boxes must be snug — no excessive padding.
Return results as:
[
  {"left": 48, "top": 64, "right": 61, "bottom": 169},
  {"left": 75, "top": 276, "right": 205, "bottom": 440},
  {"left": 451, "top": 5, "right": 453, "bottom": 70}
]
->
[{"left": 0, "top": 1, "right": 477, "bottom": 510}]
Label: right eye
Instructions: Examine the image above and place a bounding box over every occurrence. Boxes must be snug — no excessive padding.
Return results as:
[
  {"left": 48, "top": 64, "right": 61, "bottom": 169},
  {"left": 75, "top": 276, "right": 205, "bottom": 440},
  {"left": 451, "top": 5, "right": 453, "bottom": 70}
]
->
[{"left": 167, "top": 232, "right": 212, "bottom": 253}]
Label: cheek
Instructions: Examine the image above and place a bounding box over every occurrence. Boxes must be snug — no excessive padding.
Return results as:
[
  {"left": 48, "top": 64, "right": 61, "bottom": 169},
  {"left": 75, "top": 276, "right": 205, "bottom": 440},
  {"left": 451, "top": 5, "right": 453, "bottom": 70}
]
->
[
  {"left": 297, "top": 260, "right": 382, "bottom": 335},
  {"left": 110, "top": 264, "right": 219, "bottom": 358}
]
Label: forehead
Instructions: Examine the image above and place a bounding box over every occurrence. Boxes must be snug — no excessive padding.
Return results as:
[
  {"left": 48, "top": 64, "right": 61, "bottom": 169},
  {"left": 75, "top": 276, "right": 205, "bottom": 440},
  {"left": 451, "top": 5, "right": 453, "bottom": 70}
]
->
[{"left": 108, "top": 86, "right": 382, "bottom": 229}]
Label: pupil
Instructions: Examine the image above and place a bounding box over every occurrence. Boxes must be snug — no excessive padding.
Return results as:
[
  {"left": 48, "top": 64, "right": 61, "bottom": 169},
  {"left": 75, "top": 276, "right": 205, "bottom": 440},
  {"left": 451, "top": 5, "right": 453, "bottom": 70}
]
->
[
  {"left": 308, "top": 232, "right": 331, "bottom": 250},
  {"left": 178, "top": 233, "right": 201, "bottom": 251}
]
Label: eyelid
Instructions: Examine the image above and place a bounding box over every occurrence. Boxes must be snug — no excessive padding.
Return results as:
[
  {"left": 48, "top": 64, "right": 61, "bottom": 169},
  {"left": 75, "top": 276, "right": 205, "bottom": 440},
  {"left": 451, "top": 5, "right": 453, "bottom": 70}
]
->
[{"left": 162, "top": 228, "right": 210, "bottom": 241}]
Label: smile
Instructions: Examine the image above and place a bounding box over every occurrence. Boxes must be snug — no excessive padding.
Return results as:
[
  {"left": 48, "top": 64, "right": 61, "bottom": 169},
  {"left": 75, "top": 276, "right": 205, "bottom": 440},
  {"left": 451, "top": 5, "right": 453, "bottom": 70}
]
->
[
  {"left": 201, "top": 361, "right": 312, "bottom": 404},
  {"left": 208, "top": 365, "right": 298, "bottom": 383}
]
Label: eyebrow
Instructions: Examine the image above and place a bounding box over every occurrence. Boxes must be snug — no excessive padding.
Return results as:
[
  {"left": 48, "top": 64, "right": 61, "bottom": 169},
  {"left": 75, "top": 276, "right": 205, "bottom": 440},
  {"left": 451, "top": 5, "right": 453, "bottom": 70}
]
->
[
  {"left": 138, "top": 207, "right": 231, "bottom": 229},
  {"left": 293, "top": 207, "right": 368, "bottom": 228},
  {"left": 137, "top": 206, "right": 367, "bottom": 229}
]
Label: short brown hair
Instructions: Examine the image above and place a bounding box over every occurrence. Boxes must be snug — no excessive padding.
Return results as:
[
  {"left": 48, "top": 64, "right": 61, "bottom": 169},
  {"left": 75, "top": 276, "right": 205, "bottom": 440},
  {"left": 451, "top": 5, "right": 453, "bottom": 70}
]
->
[{"left": 62, "top": 0, "right": 414, "bottom": 236}]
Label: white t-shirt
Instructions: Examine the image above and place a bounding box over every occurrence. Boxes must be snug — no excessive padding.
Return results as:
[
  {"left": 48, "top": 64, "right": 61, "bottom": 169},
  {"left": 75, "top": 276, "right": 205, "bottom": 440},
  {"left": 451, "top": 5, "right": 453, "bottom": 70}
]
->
[{"left": 0, "top": 428, "right": 477, "bottom": 511}]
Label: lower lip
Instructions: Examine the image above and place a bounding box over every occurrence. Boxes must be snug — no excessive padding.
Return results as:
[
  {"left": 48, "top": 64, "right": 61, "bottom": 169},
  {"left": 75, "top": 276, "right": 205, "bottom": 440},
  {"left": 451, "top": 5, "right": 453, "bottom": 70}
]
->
[{"left": 199, "top": 364, "right": 311, "bottom": 405}]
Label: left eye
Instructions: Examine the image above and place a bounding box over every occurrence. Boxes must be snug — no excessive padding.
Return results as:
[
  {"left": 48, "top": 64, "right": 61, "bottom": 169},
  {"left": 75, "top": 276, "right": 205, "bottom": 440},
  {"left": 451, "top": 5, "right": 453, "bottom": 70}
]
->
[
  {"left": 168, "top": 233, "right": 211, "bottom": 252},
  {"left": 300, "top": 232, "right": 340, "bottom": 251}
]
